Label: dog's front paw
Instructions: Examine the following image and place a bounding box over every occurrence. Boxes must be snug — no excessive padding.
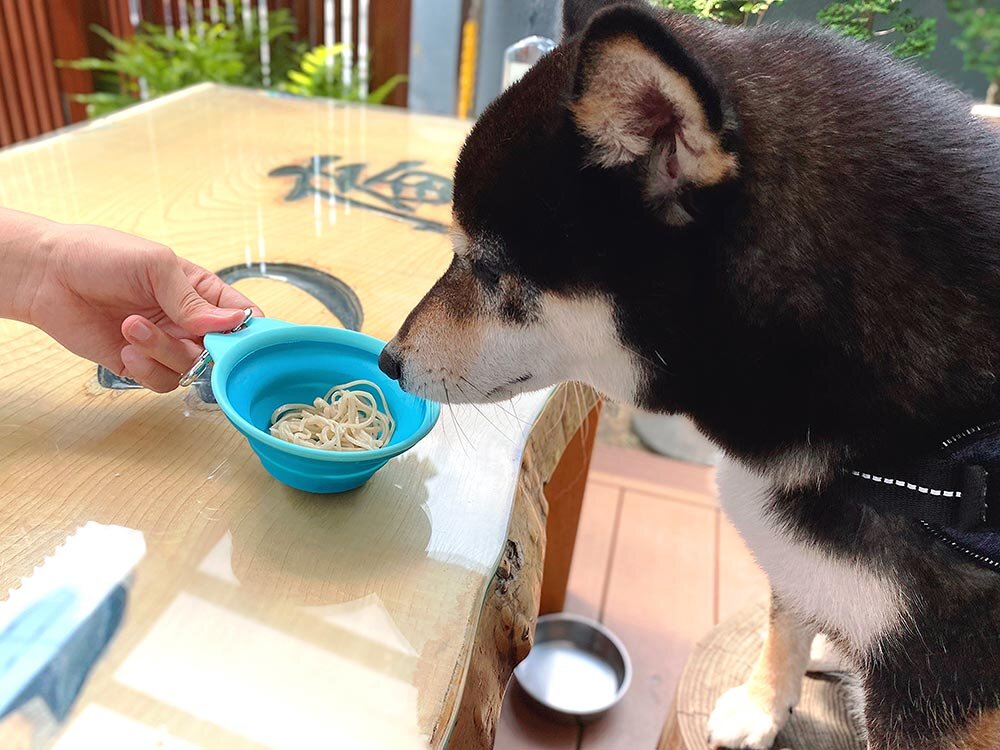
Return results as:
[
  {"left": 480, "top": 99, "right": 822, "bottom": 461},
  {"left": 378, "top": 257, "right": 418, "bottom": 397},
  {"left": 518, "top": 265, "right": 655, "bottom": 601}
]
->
[{"left": 706, "top": 685, "right": 788, "bottom": 750}]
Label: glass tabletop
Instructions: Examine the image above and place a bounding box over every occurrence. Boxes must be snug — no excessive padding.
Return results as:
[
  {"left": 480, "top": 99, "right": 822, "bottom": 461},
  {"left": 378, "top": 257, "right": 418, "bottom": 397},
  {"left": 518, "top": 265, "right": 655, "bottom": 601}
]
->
[{"left": 0, "top": 85, "right": 561, "bottom": 749}]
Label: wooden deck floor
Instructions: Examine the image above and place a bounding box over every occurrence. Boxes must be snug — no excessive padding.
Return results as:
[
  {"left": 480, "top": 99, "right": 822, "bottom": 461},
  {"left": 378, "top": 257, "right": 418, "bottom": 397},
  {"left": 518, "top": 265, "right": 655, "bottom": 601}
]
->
[{"left": 495, "top": 444, "right": 770, "bottom": 750}]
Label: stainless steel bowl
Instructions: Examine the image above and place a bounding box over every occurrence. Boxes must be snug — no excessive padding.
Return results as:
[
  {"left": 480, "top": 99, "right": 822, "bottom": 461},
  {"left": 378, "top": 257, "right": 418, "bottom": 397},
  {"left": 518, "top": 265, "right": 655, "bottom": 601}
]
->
[{"left": 513, "top": 613, "right": 632, "bottom": 722}]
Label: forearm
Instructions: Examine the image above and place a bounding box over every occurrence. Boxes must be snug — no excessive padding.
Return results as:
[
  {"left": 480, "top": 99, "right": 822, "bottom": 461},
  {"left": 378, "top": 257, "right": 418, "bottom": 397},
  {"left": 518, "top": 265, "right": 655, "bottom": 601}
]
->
[{"left": 0, "top": 208, "right": 57, "bottom": 323}]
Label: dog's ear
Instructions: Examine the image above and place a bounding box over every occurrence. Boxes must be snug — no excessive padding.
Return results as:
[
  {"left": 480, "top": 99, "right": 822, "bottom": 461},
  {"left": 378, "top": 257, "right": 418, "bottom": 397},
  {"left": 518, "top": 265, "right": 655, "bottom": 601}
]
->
[
  {"left": 571, "top": 4, "right": 737, "bottom": 192},
  {"left": 563, "top": 0, "right": 636, "bottom": 38}
]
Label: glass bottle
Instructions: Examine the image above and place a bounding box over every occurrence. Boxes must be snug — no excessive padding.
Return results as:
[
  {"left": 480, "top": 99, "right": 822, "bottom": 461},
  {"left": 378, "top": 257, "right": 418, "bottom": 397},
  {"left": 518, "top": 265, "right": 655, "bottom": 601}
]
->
[{"left": 502, "top": 35, "right": 557, "bottom": 91}]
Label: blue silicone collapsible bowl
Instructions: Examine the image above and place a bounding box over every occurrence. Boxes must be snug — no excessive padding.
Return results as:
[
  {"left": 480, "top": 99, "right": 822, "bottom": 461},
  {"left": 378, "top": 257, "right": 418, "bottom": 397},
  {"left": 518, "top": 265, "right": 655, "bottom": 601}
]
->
[{"left": 203, "top": 317, "right": 440, "bottom": 494}]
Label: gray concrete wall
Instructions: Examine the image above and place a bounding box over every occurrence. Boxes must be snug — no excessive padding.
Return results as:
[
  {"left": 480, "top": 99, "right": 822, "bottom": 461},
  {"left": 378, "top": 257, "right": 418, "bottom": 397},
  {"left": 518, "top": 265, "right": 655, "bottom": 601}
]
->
[
  {"left": 408, "top": 0, "right": 462, "bottom": 115},
  {"left": 472, "top": 0, "right": 561, "bottom": 115},
  {"left": 409, "top": 0, "right": 993, "bottom": 116}
]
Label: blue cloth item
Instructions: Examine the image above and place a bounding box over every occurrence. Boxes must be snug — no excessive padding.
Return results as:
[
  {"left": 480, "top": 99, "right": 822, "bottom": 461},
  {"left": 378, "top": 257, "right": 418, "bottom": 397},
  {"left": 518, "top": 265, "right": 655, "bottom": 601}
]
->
[{"left": 0, "top": 585, "right": 126, "bottom": 722}]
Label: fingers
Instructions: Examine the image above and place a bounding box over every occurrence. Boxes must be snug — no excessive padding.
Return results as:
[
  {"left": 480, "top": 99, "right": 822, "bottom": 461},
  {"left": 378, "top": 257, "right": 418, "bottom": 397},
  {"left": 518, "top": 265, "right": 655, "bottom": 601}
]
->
[
  {"left": 122, "top": 315, "right": 203, "bottom": 392},
  {"left": 181, "top": 258, "right": 264, "bottom": 320},
  {"left": 121, "top": 345, "right": 186, "bottom": 393},
  {"left": 150, "top": 249, "right": 248, "bottom": 337}
]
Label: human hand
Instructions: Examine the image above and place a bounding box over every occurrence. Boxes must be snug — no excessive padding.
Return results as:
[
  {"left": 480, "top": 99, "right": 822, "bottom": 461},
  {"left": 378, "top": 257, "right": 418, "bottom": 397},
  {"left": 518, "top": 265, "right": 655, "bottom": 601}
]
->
[{"left": 18, "top": 219, "right": 262, "bottom": 392}]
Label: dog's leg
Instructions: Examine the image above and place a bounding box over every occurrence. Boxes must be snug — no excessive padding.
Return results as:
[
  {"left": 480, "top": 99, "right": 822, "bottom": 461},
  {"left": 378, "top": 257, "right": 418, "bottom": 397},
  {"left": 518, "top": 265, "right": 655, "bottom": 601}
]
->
[{"left": 707, "top": 593, "right": 815, "bottom": 750}]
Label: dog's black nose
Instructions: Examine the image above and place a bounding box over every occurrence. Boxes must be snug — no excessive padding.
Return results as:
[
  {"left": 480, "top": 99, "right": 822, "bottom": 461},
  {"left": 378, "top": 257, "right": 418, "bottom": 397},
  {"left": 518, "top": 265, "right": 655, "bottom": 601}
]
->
[{"left": 378, "top": 345, "right": 402, "bottom": 381}]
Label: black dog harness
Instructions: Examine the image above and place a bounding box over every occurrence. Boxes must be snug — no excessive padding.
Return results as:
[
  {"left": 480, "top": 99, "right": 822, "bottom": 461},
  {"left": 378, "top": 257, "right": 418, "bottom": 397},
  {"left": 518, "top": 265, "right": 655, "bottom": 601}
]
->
[{"left": 826, "top": 422, "right": 1000, "bottom": 570}]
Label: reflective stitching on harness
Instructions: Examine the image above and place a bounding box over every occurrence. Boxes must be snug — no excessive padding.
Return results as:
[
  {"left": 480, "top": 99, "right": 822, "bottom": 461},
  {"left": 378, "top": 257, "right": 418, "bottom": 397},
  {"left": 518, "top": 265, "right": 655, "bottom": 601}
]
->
[
  {"left": 941, "top": 424, "right": 986, "bottom": 449},
  {"left": 982, "top": 467, "right": 990, "bottom": 525},
  {"left": 920, "top": 521, "right": 1000, "bottom": 570},
  {"left": 851, "top": 471, "right": 962, "bottom": 498}
]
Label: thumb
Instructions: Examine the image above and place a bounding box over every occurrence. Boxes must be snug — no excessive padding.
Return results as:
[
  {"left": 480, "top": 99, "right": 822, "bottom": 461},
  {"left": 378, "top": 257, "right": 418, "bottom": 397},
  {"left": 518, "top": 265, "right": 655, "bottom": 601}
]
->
[{"left": 154, "top": 259, "right": 245, "bottom": 337}]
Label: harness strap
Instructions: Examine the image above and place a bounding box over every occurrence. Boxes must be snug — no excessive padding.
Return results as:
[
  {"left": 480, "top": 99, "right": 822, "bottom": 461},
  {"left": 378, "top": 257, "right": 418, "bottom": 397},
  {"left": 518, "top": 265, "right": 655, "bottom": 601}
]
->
[{"left": 827, "top": 461, "right": 1000, "bottom": 532}]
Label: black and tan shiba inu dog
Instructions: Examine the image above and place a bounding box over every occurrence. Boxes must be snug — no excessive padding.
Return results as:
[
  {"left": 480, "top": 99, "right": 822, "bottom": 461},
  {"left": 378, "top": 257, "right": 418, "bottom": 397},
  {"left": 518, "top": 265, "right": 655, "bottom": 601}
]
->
[{"left": 379, "top": 1, "right": 1000, "bottom": 747}]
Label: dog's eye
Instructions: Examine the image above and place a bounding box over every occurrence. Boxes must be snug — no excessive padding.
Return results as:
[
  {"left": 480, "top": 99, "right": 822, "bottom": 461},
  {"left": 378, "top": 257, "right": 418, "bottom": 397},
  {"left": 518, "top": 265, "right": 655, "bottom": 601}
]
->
[{"left": 472, "top": 260, "right": 503, "bottom": 288}]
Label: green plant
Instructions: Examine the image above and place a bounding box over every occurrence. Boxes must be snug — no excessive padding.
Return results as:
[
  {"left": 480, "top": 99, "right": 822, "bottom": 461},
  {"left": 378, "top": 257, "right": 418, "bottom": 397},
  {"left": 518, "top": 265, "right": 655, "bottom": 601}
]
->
[
  {"left": 61, "top": 3, "right": 303, "bottom": 118},
  {"left": 653, "top": 0, "right": 936, "bottom": 59},
  {"left": 66, "top": 23, "right": 244, "bottom": 117},
  {"left": 236, "top": 5, "right": 302, "bottom": 86},
  {"left": 818, "top": 0, "right": 937, "bottom": 58},
  {"left": 652, "top": 0, "right": 783, "bottom": 26},
  {"left": 284, "top": 45, "right": 406, "bottom": 103},
  {"left": 946, "top": 0, "right": 1000, "bottom": 103}
]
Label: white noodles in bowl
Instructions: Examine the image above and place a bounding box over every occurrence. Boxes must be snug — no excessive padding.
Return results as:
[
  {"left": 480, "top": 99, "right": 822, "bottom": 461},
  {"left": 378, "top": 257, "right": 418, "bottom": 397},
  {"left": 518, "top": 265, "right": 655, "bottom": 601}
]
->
[{"left": 269, "top": 380, "right": 396, "bottom": 451}]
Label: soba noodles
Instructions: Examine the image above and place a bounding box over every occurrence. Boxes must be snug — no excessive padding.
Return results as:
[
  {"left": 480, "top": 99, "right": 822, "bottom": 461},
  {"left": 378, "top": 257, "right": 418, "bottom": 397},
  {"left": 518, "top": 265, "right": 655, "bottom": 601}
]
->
[{"left": 269, "top": 380, "right": 395, "bottom": 451}]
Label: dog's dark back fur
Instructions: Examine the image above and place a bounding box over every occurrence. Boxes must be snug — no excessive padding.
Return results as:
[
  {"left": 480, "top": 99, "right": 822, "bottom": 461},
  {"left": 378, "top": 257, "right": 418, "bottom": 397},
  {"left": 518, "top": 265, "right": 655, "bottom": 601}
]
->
[{"left": 454, "top": 3, "right": 1000, "bottom": 472}]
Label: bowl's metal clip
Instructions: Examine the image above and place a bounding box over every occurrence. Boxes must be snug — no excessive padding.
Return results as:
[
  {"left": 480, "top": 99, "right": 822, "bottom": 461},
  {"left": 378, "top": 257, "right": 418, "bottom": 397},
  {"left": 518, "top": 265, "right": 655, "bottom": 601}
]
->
[{"left": 178, "top": 307, "right": 254, "bottom": 388}]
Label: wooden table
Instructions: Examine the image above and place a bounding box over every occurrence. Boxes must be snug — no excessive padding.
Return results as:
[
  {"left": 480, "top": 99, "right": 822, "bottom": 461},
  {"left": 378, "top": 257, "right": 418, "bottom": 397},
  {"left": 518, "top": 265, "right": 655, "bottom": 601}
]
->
[{"left": 0, "top": 84, "right": 600, "bottom": 750}]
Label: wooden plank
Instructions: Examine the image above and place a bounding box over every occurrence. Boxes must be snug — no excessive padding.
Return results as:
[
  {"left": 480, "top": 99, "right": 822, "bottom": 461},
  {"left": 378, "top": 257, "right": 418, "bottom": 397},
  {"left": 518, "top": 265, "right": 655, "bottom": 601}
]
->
[
  {"left": 581, "top": 491, "right": 717, "bottom": 750},
  {"left": 0, "top": 91, "right": 14, "bottom": 146},
  {"left": 716, "top": 513, "right": 770, "bottom": 624},
  {"left": 48, "top": 0, "right": 93, "bottom": 123},
  {"left": 291, "top": 0, "right": 310, "bottom": 41},
  {"left": 0, "top": 6, "right": 28, "bottom": 142},
  {"left": 111, "top": 0, "right": 134, "bottom": 37},
  {"left": 369, "top": 0, "right": 410, "bottom": 106},
  {"left": 564, "top": 481, "right": 620, "bottom": 620},
  {"left": 108, "top": 0, "right": 123, "bottom": 37},
  {"left": 334, "top": 0, "right": 344, "bottom": 49},
  {"left": 144, "top": 0, "right": 163, "bottom": 24},
  {"left": 1, "top": 0, "right": 41, "bottom": 137},
  {"left": 305, "top": 0, "right": 321, "bottom": 46},
  {"left": 540, "top": 400, "right": 602, "bottom": 615},
  {"left": 495, "top": 684, "right": 580, "bottom": 750},
  {"left": 344, "top": 0, "right": 357, "bottom": 56},
  {"left": 0, "top": 0, "right": 20, "bottom": 144},
  {"left": 590, "top": 443, "right": 718, "bottom": 508},
  {"left": 29, "top": 0, "right": 67, "bottom": 129},
  {"left": 15, "top": 0, "right": 55, "bottom": 134}
]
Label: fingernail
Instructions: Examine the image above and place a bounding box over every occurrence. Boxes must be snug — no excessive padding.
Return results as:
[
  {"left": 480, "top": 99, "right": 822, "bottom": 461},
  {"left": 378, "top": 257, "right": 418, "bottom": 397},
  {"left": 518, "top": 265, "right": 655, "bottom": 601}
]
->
[
  {"left": 130, "top": 320, "right": 152, "bottom": 342},
  {"left": 218, "top": 309, "right": 248, "bottom": 329}
]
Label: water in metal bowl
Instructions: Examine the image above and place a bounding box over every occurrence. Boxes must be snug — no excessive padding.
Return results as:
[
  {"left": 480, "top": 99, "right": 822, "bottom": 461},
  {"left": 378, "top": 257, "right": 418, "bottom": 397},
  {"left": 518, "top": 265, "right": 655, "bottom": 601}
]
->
[{"left": 514, "top": 613, "right": 631, "bottom": 722}]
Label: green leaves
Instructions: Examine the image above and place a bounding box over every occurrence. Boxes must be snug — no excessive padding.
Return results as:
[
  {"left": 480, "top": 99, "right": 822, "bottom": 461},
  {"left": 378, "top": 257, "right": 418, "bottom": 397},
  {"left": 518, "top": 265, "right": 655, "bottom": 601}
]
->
[
  {"left": 817, "top": 0, "right": 936, "bottom": 58},
  {"left": 70, "top": 91, "right": 137, "bottom": 118},
  {"left": 59, "top": 2, "right": 304, "bottom": 118},
  {"left": 652, "top": 0, "right": 784, "bottom": 25},
  {"left": 367, "top": 75, "right": 407, "bottom": 105},
  {"left": 946, "top": 0, "right": 1000, "bottom": 102},
  {"left": 652, "top": 0, "right": 995, "bottom": 100},
  {"left": 282, "top": 45, "right": 406, "bottom": 104},
  {"left": 653, "top": 0, "right": 937, "bottom": 60}
]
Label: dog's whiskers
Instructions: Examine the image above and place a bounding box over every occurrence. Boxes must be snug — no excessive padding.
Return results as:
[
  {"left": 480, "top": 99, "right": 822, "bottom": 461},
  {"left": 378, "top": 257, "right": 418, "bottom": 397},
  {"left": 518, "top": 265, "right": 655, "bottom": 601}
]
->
[
  {"left": 459, "top": 376, "right": 531, "bottom": 426},
  {"left": 443, "top": 379, "right": 475, "bottom": 454},
  {"left": 455, "top": 381, "right": 515, "bottom": 444}
]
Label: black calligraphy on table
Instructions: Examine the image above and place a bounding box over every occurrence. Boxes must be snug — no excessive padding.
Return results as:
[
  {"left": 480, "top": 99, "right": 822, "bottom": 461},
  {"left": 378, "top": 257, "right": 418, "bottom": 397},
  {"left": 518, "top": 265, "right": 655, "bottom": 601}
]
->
[{"left": 269, "top": 155, "right": 453, "bottom": 233}]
